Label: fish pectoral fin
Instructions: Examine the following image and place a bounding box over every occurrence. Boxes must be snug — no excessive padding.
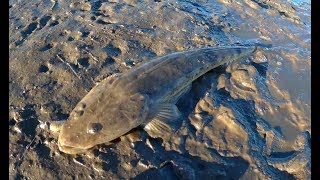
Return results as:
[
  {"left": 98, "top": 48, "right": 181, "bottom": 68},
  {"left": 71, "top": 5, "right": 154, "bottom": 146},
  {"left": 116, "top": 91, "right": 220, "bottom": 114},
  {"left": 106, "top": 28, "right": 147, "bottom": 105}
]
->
[
  {"left": 143, "top": 104, "right": 181, "bottom": 138},
  {"left": 154, "top": 103, "right": 181, "bottom": 122}
]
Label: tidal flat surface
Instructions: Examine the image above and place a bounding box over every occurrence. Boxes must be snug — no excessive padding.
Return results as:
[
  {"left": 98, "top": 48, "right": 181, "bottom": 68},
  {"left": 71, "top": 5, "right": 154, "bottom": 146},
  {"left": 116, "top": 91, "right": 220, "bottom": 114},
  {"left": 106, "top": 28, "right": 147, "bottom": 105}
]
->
[{"left": 9, "top": 0, "right": 310, "bottom": 179}]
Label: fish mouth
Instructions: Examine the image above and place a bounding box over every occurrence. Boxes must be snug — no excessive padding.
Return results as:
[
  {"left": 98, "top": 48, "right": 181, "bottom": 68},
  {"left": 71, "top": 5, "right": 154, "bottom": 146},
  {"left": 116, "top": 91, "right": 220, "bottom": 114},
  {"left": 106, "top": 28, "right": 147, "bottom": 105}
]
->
[{"left": 58, "top": 140, "right": 89, "bottom": 154}]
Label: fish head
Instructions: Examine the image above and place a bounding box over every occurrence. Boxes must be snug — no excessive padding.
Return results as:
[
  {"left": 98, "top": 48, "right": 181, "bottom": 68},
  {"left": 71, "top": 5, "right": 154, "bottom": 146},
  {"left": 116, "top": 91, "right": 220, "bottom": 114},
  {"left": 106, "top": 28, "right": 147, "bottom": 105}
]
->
[{"left": 57, "top": 78, "right": 149, "bottom": 154}]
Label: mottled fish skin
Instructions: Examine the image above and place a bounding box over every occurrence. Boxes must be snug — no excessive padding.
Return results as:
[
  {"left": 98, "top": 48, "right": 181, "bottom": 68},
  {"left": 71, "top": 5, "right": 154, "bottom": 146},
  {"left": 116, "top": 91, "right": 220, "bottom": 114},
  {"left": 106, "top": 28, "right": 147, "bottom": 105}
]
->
[
  {"left": 121, "top": 46, "right": 256, "bottom": 103},
  {"left": 57, "top": 46, "right": 257, "bottom": 154}
]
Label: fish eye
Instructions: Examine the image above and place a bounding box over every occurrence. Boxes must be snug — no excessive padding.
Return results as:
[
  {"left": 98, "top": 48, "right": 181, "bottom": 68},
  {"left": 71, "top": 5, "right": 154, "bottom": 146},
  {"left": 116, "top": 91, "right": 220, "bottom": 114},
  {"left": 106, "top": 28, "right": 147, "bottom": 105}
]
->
[{"left": 87, "top": 123, "right": 103, "bottom": 134}]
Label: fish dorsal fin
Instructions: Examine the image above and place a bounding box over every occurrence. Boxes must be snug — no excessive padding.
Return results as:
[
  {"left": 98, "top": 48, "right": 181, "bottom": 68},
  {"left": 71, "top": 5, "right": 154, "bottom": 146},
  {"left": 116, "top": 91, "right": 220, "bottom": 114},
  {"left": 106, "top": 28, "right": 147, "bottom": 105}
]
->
[
  {"left": 143, "top": 104, "right": 181, "bottom": 138},
  {"left": 95, "top": 73, "right": 121, "bottom": 85},
  {"left": 105, "top": 73, "right": 121, "bottom": 84}
]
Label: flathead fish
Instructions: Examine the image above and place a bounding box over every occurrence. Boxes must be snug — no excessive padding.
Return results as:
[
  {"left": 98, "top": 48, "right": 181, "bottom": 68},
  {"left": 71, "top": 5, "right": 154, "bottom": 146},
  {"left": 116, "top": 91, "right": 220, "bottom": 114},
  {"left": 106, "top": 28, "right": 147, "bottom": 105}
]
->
[{"left": 51, "top": 46, "right": 257, "bottom": 154}]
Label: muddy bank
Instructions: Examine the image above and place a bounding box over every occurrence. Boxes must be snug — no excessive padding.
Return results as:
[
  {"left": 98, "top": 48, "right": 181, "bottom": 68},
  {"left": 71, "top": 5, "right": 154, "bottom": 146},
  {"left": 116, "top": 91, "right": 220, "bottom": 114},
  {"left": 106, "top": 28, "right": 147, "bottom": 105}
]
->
[{"left": 9, "top": 0, "right": 310, "bottom": 179}]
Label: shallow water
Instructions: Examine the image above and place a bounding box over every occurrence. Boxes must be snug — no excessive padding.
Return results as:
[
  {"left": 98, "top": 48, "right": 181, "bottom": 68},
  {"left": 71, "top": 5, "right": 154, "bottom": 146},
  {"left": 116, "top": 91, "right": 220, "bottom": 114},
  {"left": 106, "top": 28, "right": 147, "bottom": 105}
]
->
[{"left": 9, "top": 0, "right": 310, "bottom": 179}]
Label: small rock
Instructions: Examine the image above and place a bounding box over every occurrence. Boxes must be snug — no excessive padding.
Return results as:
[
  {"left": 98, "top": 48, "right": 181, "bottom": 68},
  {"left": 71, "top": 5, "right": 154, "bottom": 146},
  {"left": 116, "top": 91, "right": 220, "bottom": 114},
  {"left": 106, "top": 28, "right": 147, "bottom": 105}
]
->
[
  {"left": 49, "top": 121, "right": 64, "bottom": 133},
  {"left": 13, "top": 126, "right": 22, "bottom": 133}
]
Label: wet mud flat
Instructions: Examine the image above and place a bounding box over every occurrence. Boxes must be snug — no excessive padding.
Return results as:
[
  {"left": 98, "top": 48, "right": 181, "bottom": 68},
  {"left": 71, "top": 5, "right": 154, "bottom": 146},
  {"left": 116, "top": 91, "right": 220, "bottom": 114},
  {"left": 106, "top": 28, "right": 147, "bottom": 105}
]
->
[{"left": 9, "top": 0, "right": 310, "bottom": 179}]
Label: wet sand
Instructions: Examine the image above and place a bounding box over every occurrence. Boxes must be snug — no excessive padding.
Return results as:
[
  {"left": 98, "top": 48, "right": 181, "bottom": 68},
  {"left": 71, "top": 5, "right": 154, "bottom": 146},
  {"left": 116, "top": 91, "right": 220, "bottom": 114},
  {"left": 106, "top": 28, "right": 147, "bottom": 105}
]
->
[{"left": 9, "top": 0, "right": 310, "bottom": 179}]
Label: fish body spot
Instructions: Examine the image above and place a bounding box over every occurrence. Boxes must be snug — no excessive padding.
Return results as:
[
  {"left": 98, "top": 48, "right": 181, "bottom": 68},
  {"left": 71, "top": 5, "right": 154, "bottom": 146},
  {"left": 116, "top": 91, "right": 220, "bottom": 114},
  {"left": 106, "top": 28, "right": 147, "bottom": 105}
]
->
[
  {"left": 75, "top": 110, "right": 84, "bottom": 117},
  {"left": 80, "top": 103, "right": 86, "bottom": 109}
]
